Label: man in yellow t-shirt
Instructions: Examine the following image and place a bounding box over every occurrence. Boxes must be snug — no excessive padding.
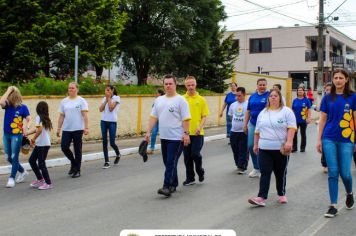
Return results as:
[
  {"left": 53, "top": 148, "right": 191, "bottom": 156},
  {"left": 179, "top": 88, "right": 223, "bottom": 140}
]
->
[{"left": 182, "top": 76, "right": 210, "bottom": 186}]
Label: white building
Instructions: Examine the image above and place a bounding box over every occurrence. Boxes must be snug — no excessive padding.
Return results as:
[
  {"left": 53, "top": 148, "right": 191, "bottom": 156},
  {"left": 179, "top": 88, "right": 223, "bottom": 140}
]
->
[{"left": 226, "top": 25, "right": 356, "bottom": 89}]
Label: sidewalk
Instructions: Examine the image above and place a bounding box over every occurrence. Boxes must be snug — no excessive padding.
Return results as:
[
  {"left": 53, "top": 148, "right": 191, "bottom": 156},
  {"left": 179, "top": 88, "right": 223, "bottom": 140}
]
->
[{"left": 0, "top": 126, "right": 227, "bottom": 174}]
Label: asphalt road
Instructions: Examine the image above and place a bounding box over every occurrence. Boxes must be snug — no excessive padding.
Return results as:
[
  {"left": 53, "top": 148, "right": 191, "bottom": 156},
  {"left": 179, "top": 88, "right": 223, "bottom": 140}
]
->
[{"left": 0, "top": 125, "right": 355, "bottom": 236}]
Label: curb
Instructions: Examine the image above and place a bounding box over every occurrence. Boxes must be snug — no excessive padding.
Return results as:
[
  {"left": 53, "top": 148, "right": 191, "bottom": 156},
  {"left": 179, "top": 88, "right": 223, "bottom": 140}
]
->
[{"left": 0, "top": 134, "right": 226, "bottom": 175}]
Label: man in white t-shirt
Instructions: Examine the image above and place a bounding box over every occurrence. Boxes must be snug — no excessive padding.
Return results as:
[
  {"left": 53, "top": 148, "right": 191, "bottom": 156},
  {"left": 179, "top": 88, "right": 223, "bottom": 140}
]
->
[
  {"left": 145, "top": 75, "right": 191, "bottom": 197},
  {"left": 228, "top": 87, "right": 249, "bottom": 174}
]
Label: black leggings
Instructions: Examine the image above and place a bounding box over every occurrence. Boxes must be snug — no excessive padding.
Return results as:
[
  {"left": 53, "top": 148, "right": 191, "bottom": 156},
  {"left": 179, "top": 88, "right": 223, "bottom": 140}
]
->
[{"left": 29, "top": 146, "right": 51, "bottom": 184}]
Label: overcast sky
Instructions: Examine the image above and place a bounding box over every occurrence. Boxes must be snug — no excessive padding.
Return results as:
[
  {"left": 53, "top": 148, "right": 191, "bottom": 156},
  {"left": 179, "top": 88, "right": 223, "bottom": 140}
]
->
[{"left": 221, "top": 0, "right": 356, "bottom": 40}]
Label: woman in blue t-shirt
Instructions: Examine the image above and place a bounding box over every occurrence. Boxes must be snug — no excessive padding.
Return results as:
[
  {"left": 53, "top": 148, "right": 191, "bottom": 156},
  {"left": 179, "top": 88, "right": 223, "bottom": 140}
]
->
[
  {"left": 220, "top": 83, "right": 237, "bottom": 138},
  {"left": 243, "top": 78, "right": 269, "bottom": 178},
  {"left": 0, "top": 86, "right": 31, "bottom": 188},
  {"left": 292, "top": 87, "right": 311, "bottom": 152},
  {"left": 317, "top": 68, "right": 355, "bottom": 218}
]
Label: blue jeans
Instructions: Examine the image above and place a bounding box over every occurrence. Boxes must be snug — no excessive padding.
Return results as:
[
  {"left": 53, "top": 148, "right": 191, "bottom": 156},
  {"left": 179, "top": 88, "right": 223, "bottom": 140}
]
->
[
  {"left": 161, "top": 139, "right": 184, "bottom": 188},
  {"left": 322, "top": 139, "right": 354, "bottom": 204},
  {"left": 150, "top": 123, "right": 159, "bottom": 150},
  {"left": 226, "top": 110, "right": 232, "bottom": 138},
  {"left": 230, "top": 132, "right": 248, "bottom": 170},
  {"left": 183, "top": 135, "right": 204, "bottom": 181},
  {"left": 3, "top": 132, "right": 24, "bottom": 179},
  {"left": 100, "top": 120, "right": 120, "bottom": 163},
  {"left": 248, "top": 122, "right": 259, "bottom": 170}
]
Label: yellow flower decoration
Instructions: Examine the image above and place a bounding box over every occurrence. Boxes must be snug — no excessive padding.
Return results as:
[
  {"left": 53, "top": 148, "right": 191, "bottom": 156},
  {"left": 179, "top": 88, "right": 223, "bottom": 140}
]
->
[
  {"left": 301, "top": 107, "right": 308, "bottom": 120},
  {"left": 10, "top": 116, "right": 23, "bottom": 134},
  {"left": 340, "top": 109, "right": 354, "bottom": 142}
]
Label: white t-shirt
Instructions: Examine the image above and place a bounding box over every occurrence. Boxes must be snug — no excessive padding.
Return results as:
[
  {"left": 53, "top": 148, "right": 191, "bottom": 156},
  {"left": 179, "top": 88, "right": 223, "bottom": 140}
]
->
[
  {"left": 59, "top": 96, "right": 88, "bottom": 131},
  {"left": 101, "top": 95, "right": 120, "bottom": 122},
  {"left": 35, "top": 116, "right": 51, "bottom": 146},
  {"left": 151, "top": 95, "right": 191, "bottom": 140},
  {"left": 228, "top": 101, "right": 248, "bottom": 132},
  {"left": 255, "top": 106, "right": 297, "bottom": 150}
]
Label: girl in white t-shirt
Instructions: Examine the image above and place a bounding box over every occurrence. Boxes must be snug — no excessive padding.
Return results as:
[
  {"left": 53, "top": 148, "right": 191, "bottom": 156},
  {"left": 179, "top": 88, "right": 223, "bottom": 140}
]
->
[
  {"left": 28, "top": 101, "right": 53, "bottom": 190},
  {"left": 99, "top": 85, "right": 121, "bottom": 169}
]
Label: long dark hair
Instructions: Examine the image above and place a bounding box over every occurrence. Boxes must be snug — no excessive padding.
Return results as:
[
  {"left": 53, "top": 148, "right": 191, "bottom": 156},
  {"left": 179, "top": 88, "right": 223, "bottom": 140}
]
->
[
  {"left": 330, "top": 68, "right": 353, "bottom": 99},
  {"left": 106, "top": 85, "right": 117, "bottom": 96},
  {"left": 36, "top": 101, "right": 52, "bottom": 130}
]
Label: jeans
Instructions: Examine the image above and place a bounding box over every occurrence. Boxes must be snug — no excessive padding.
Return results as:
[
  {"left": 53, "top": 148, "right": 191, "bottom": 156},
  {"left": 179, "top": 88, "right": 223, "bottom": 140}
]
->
[
  {"left": 322, "top": 139, "right": 354, "bottom": 204},
  {"left": 226, "top": 110, "right": 232, "bottom": 138},
  {"left": 248, "top": 122, "right": 259, "bottom": 170},
  {"left": 61, "top": 130, "right": 83, "bottom": 171},
  {"left": 3, "top": 132, "right": 24, "bottom": 179},
  {"left": 293, "top": 123, "right": 307, "bottom": 151},
  {"left": 183, "top": 135, "right": 204, "bottom": 181},
  {"left": 258, "top": 149, "right": 289, "bottom": 199},
  {"left": 230, "top": 132, "right": 248, "bottom": 170},
  {"left": 161, "top": 139, "right": 184, "bottom": 188},
  {"left": 29, "top": 146, "right": 51, "bottom": 184},
  {"left": 100, "top": 120, "right": 120, "bottom": 163},
  {"left": 321, "top": 153, "right": 327, "bottom": 167},
  {"left": 150, "top": 123, "right": 159, "bottom": 150}
]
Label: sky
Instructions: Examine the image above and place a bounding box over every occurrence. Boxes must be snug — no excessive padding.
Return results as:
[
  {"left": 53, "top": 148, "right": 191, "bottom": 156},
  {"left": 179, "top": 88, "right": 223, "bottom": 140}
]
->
[{"left": 220, "top": 0, "right": 356, "bottom": 40}]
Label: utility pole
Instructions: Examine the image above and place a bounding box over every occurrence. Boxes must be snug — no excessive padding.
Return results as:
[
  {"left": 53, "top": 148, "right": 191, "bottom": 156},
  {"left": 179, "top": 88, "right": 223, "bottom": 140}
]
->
[{"left": 317, "top": 0, "right": 324, "bottom": 94}]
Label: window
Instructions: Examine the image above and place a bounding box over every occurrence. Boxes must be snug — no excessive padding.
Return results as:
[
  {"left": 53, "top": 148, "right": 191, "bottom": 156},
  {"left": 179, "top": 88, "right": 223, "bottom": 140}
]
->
[
  {"left": 250, "top": 38, "right": 272, "bottom": 53},
  {"left": 290, "top": 72, "right": 310, "bottom": 90}
]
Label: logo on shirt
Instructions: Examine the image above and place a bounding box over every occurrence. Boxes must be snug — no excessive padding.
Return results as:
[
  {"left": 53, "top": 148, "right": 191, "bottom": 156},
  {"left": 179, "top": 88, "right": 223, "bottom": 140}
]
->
[
  {"left": 302, "top": 103, "right": 306, "bottom": 107},
  {"left": 301, "top": 107, "right": 308, "bottom": 120},
  {"left": 340, "top": 109, "right": 354, "bottom": 142},
  {"left": 261, "top": 98, "right": 266, "bottom": 103},
  {"left": 10, "top": 113, "right": 23, "bottom": 134},
  {"left": 75, "top": 104, "right": 82, "bottom": 110},
  {"left": 344, "top": 103, "right": 350, "bottom": 113},
  {"left": 169, "top": 107, "right": 174, "bottom": 113},
  {"left": 277, "top": 118, "right": 284, "bottom": 124}
]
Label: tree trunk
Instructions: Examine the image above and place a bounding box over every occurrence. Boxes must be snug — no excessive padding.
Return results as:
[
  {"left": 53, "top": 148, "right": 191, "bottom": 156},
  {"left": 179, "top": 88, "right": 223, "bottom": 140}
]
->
[
  {"left": 135, "top": 58, "right": 150, "bottom": 85},
  {"left": 95, "top": 65, "right": 104, "bottom": 81}
]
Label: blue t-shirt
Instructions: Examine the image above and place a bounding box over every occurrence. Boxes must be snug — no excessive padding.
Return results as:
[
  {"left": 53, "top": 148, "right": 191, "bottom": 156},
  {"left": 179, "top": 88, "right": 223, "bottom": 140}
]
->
[
  {"left": 292, "top": 97, "right": 311, "bottom": 124},
  {"left": 224, "top": 92, "right": 236, "bottom": 113},
  {"left": 320, "top": 94, "right": 356, "bottom": 143},
  {"left": 3, "top": 104, "right": 30, "bottom": 134},
  {"left": 247, "top": 91, "right": 269, "bottom": 125}
]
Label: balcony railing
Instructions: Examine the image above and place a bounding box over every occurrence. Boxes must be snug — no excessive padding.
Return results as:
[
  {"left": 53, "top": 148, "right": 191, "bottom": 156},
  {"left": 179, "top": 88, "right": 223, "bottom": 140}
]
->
[
  {"left": 346, "top": 59, "right": 356, "bottom": 72},
  {"left": 305, "top": 50, "right": 325, "bottom": 62}
]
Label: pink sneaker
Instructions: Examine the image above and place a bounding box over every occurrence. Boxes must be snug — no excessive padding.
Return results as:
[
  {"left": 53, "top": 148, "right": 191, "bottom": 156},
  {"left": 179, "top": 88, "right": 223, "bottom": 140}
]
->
[
  {"left": 248, "top": 197, "right": 266, "bottom": 206},
  {"left": 30, "top": 179, "right": 44, "bottom": 188},
  {"left": 278, "top": 196, "right": 288, "bottom": 204},
  {"left": 38, "top": 183, "right": 53, "bottom": 190}
]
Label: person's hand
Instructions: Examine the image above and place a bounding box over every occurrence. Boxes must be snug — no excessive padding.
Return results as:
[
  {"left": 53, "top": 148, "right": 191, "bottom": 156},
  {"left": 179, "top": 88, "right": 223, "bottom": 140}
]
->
[
  {"left": 243, "top": 125, "right": 248, "bottom": 134},
  {"left": 195, "top": 128, "right": 200, "bottom": 135},
  {"left": 306, "top": 118, "right": 311, "bottom": 124},
  {"left": 284, "top": 141, "right": 292, "bottom": 154},
  {"left": 7, "top": 86, "right": 14, "bottom": 93},
  {"left": 182, "top": 134, "right": 190, "bottom": 146},
  {"left": 84, "top": 128, "right": 89, "bottom": 135},
  {"left": 144, "top": 132, "right": 151, "bottom": 143},
  {"left": 56, "top": 129, "right": 61, "bottom": 138},
  {"left": 253, "top": 144, "right": 259, "bottom": 155},
  {"left": 219, "top": 113, "right": 223, "bottom": 118},
  {"left": 316, "top": 140, "right": 322, "bottom": 154},
  {"left": 30, "top": 139, "right": 35, "bottom": 147}
]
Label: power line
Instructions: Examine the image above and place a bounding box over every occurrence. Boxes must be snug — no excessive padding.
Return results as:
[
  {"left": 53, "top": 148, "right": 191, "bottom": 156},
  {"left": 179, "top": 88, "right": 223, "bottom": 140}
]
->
[{"left": 326, "top": 0, "right": 349, "bottom": 18}]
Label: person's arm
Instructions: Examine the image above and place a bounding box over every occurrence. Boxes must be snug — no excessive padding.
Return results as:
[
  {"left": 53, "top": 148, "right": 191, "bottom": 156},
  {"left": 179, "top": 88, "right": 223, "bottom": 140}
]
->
[
  {"left": 30, "top": 126, "right": 43, "bottom": 146},
  {"left": 23, "top": 115, "right": 31, "bottom": 136},
  {"left": 182, "top": 120, "right": 190, "bottom": 146},
  {"left": 57, "top": 113, "right": 65, "bottom": 137},
  {"left": 283, "top": 128, "right": 296, "bottom": 153},
  {"left": 196, "top": 116, "right": 207, "bottom": 135},
  {"left": 306, "top": 108, "right": 312, "bottom": 124},
  {"left": 317, "top": 112, "right": 327, "bottom": 153},
  {"left": 107, "top": 97, "right": 119, "bottom": 112},
  {"left": 82, "top": 111, "right": 89, "bottom": 135},
  {"left": 99, "top": 98, "right": 107, "bottom": 112},
  {"left": 144, "top": 116, "right": 158, "bottom": 142},
  {"left": 219, "top": 103, "right": 227, "bottom": 117},
  {"left": 0, "top": 86, "right": 14, "bottom": 108},
  {"left": 253, "top": 133, "right": 260, "bottom": 155},
  {"left": 243, "top": 110, "right": 250, "bottom": 134}
]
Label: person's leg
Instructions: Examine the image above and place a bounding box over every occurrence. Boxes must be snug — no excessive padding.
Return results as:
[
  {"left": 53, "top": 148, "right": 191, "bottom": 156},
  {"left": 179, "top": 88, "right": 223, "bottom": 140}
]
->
[
  {"left": 10, "top": 134, "right": 24, "bottom": 178},
  {"left": 164, "top": 140, "right": 183, "bottom": 188},
  {"left": 292, "top": 123, "right": 300, "bottom": 152},
  {"left": 3, "top": 133, "right": 13, "bottom": 167},
  {"left": 300, "top": 123, "right": 307, "bottom": 151},
  {"left": 257, "top": 149, "right": 273, "bottom": 199},
  {"left": 321, "top": 153, "right": 328, "bottom": 167},
  {"left": 29, "top": 146, "right": 43, "bottom": 180},
  {"left": 230, "top": 132, "right": 239, "bottom": 167},
  {"left": 273, "top": 151, "right": 289, "bottom": 197},
  {"left": 37, "top": 146, "right": 51, "bottom": 185},
  {"left": 100, "top": 120, "right": 109, "bottom": 163},
  {"left": 248, "top": 122, "right": 259, "bottom": 170},
  {"left": 226, "top": 110, "right": 232, "bottom": 138},
  {"left": 108, "top": 122, "right": 120, "bottom": 156},
  {"left": 183, "top": 141, "right": 195, "bottom": 182},
  {"left": 237, "top": 132, "right": 249, "bottom": 170},
  {"left": 150, "top": 123, "right": 159, "bottom": 150},
  {"left": 72, "top": 130, "right": 84, "bottom": 172},
  {"left": 353, "top": 151, "right": 356, "bottom": 167},
  {"left": 323, "top": 139, "right": 339, "bottom": 205},
  {"left": 191, "top": 135, "right": 204, "bottom": 179},
  {"left": 338, "top": 142, "right": 354, "bottom": 195},
  {"left": 61, "top": 131, "right": 75, "bottom": 169}
]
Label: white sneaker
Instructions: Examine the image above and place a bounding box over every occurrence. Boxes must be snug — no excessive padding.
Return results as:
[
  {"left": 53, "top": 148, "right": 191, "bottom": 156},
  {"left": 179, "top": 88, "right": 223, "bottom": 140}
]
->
[
  {"left": 248, "top": 169, "right": 261, "bottom": 178},
  {"left": 15, "top": 170, "right": 29, "bottom": 183},
  {"left": 6, "top": 178, "right": 15, "bottom": 188}
]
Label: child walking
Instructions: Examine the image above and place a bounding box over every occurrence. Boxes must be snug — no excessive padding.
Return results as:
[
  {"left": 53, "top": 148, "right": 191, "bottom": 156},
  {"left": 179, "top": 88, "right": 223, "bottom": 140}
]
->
[{"left": 28, "top": 101, "right": 53, "bottom": 190}]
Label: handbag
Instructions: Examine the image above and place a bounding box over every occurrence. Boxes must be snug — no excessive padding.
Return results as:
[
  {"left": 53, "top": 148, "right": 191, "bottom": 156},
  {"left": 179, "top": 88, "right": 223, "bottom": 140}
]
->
[{"left": 268, "top": 110, "right": 291, "bottom": 156}]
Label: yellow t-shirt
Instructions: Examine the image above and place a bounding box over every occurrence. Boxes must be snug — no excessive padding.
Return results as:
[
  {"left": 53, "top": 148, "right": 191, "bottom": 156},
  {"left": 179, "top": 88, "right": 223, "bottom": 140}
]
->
[{"left": 183, "top": 92, "right": 210, "bottom": 135}]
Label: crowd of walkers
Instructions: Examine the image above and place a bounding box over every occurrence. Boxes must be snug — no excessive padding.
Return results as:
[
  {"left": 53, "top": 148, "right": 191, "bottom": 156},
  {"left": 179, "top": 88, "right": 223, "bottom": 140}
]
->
[{"left": 1, "top": 68, "right": 355, "bottom": 219}]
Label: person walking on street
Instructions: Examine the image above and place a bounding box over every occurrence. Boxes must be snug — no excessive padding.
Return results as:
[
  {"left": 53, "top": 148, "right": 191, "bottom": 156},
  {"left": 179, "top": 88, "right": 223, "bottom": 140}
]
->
[
  {"left": 147, "top": 89, "right": 165, "bottom": 154},
  {"left": 243, "top": 78, "right": 269, "bottom": 178},
  {"left": 145, "top": 75, "right": 191, "bottom": 197},
  {"left": 317, "top": 68, "right": 355, "bottom": 218},
  {"left": 182, "top": 76, "right": 209, "bottom": 186},
  {"left": 248, "top": 89, "right": 296, "bottom": 207},
  {"left": 292, "top": 87, "right": 311, "bottom": 153},
  {"left": 228, "top": 87, "right": 248, "bottom": 174},
  {"left": 0, "top": 86, "right": 31, "bottom": 188},
  {"left": 220, "top": 83, "right": 237, "bottom": 139},
  {"left": 320, "top": 83, "right": 332, "bottom": 173},
  {"left": 27, "top": 101, "right": 53, "bottom": 190},
  {"left": 99, "top": 85, "right": 121, "bottom": 169},
  {"left": 57, "top": 82, "right": 89, "bottom": 178}
]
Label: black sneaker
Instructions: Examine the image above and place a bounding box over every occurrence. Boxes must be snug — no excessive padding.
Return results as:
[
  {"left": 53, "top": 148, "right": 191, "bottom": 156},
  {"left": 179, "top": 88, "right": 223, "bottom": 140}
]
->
[
  {"left": 169, "top": 186, "right": 176, "bottom": 193},
  {"left": 324, "top": 206, "right": 338, "bottom": 218},
  {"left": 157, "top": 187, "right": 171, "bottom": 197},
  {"left": 346, "top": 193, "right": 354, "bottom": 210},
  {"left": 199, "top": 169, "right": 205, "bottom": 182},
  {"left": 114, "top": 154, "right": 121, "bottom": 165},
  {"left": 68, "top": 166, "right": 75, "bottom": 175},
  {"left": 102, "top": 162, "right": 110, "bottom": 169},
  {"left": 300, "top": 149, "right": 305, "bottom": 152},
  {"left": 183, "top": 180, "right": 196, "bottom": 186},
  {"left": 291, "top": 149, "right": 297, "bottom": 153},
  {"left": 71, "top": 170, "right": 81, "bottom": 178}
]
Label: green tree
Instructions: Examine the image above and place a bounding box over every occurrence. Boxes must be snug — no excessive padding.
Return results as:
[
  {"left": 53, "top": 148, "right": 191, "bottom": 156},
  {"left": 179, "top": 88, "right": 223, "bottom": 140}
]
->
[{"left": 119, "top": 0, "right": 226, "bottom": 85}]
